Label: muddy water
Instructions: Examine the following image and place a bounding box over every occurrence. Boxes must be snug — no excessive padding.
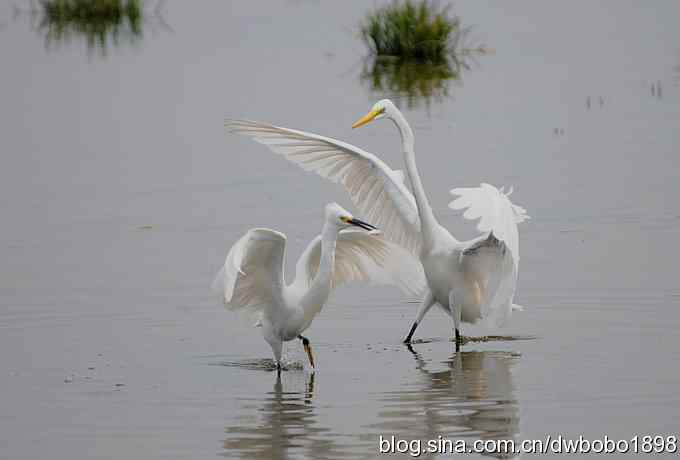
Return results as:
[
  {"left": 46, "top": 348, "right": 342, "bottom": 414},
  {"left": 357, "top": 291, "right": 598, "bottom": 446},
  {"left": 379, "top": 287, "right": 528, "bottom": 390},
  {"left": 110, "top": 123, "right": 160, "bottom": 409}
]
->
[{"left": 1, "top": 1, "right": 679, "bottom": 458}]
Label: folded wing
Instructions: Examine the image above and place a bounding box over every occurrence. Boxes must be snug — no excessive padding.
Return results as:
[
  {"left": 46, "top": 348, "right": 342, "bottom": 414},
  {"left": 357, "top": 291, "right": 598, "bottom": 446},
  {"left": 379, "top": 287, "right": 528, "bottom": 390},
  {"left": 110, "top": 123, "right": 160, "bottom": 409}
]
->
[{"left": 226, "top": 120, "right": 422, "bottom": 256}]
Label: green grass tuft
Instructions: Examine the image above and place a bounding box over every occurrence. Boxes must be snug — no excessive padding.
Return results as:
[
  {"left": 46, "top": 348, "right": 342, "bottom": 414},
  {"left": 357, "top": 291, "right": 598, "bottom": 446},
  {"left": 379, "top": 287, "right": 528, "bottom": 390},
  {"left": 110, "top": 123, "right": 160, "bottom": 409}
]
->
[
  {"left": 361, "top": 0, "right": 464, "bottom": 63},
  {"left": 359, "top": 1, "right": 490, "bottom": 107}
]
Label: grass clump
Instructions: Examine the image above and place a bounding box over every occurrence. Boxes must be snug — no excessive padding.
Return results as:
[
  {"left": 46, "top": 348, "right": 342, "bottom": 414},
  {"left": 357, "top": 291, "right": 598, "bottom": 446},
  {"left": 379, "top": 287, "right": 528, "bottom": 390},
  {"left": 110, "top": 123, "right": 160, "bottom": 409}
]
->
[
  {"left": 39, "top": 0, "right": 142, "bottom": 54},
  {"left": 361, "top": 0, "right": 463, "bottom": 63},
  {"left": 359, "top": 1, "right": 489, "bottom": 108}
]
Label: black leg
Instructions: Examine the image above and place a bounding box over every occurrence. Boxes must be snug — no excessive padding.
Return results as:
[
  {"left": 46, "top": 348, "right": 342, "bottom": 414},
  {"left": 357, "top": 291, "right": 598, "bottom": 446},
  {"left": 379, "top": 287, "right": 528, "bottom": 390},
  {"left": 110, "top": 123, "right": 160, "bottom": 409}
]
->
[
  {"left": 276, "top": 361, "right": 282, "bottom": 376},
  {"left": 449, "top": 291, "right": 462, "bottom": 352},
  {"left": 403, "top": 322, "right": 419, "bottom": 344},
  {"left": 298, "top": 335, "right": 315, "bottom": 370}
]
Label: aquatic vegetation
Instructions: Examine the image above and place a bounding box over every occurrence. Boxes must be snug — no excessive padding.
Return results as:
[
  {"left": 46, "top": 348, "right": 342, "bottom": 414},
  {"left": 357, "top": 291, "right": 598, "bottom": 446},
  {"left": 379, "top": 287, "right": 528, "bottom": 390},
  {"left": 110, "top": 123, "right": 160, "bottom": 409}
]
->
[
  {"left": 361, "top": 0, "right": 474, "bottom": 64},
  {"left": 38, "top": 0, "right": 143, "bottom": 55},
  {"left": 359, "top": 1, "right": 488, "bottom": 108}
]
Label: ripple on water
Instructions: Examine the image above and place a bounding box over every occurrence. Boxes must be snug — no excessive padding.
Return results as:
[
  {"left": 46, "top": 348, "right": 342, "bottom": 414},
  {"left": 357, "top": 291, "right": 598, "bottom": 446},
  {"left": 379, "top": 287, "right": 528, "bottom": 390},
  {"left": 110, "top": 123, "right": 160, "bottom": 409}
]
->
[
  {"left": 209, "top": 357, "right": 304, "bottom": 372},
  {"left": 408, "top": 335, "right": 536, "bottom": 345}
]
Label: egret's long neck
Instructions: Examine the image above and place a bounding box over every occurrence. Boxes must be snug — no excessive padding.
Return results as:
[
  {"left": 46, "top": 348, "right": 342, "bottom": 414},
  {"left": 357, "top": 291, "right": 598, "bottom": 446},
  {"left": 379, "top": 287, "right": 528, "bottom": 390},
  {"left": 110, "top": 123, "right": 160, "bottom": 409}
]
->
[
  {"left": 392, "top": 109, "right": 440, "bottom": 251},
  {"left": 302, "top": 221, "right": 337, "bottom": 322}
]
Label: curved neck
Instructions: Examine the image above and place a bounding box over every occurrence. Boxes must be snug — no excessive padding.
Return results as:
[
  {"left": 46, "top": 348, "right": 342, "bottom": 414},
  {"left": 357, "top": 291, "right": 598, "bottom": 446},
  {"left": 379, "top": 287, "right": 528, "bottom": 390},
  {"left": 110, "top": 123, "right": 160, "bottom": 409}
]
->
[
  {"left": 302, "top": 222, "right": 337, "bottom": 323},
  {"left": 391, "top": 110, "right": 440, "bottom": 250}
]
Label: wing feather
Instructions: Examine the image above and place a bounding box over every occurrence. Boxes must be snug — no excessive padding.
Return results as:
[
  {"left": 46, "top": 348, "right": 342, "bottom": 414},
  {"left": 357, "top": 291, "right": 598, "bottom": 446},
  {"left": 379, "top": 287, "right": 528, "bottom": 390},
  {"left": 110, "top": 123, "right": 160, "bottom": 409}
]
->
[
  {"left": 449, "top": 182, "right": 529, "bottom": 271},
  {"left": 293, "top": 230, "right": 426, "bottom": 298},
  {"left": 451, "top": 184, "right": 529, "bottom": 326},
  {"left": 212, "top": 228, "right": 287, "bottom": 321},
  {"left": 226, "top": 120, "right": 422, "bottom": 256}
]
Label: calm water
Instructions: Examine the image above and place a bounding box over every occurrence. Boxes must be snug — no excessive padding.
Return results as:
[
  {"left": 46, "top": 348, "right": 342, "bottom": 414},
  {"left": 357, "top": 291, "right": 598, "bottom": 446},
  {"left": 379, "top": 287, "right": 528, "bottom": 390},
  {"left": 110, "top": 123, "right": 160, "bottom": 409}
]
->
[{"left": 1, "top": 1, "right": 679, "bottom": 458}]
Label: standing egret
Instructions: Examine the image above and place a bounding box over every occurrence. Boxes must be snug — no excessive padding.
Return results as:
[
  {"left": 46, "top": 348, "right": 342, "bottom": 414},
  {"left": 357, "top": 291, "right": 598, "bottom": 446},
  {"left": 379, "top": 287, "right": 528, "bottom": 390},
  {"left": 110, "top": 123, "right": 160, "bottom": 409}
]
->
[
  {"left": 213, "top": 203, "right": 425, "bottom": 372},
  {"left": 225, "top": 100, "right": 528, "bottom": 350}
]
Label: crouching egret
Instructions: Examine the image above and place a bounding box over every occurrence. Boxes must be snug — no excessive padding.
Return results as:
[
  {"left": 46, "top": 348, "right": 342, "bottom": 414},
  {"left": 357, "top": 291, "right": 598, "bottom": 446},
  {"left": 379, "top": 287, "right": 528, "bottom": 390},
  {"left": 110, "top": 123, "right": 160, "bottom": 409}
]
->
[
  {"left": 212, "top": 203, "right": 426, "bottom": 372},
  {"left": 225, "top": 100, "right": 529, "bottom": 350}
]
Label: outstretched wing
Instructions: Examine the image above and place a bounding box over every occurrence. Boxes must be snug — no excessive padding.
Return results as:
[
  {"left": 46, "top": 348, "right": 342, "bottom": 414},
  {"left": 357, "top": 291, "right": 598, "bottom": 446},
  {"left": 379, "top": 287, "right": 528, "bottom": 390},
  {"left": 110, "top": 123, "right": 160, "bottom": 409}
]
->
[
  {"left": 449, "top": 183, "right": 529, "bottom": 326},
  {"left": 226, "top": 120, "right": 422, "bottom": 256},
  {"left": 212, "top": 228, "right": 287, "bottom": 321},
  {"left": 292, "top": 230, "right": 426, "bottom": 297}
]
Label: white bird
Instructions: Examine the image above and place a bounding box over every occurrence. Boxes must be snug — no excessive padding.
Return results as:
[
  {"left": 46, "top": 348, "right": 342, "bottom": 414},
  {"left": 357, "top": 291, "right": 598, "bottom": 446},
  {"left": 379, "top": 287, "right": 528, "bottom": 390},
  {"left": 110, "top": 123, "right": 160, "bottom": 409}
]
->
[
  {"left": 225, "top": 99, "right": 529, "bottom": 349},
  {"left": 212, "top": 202, "right": 426, "bottom": 372}
]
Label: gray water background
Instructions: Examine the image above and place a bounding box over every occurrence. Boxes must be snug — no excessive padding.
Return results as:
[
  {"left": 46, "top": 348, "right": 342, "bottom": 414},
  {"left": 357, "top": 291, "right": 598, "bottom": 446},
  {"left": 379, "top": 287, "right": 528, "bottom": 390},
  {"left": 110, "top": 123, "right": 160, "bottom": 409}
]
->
[{"left": 1, "top": 1, "right": 679, "bottom": 458}]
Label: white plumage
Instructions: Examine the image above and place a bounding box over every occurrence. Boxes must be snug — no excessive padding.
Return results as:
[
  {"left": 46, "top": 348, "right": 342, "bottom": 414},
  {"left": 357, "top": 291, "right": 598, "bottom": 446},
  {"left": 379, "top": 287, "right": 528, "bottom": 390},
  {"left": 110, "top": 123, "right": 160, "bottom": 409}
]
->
[
  {"left": 450, "top": 182, "right": 529, "bottom": 273},
  {"left": 292, "top": 230, "right": 424, "bottom": 297},
  {"left": 226, "top": 120, "right": 422, "bottom": 256},
  {"left": 213, "top": 203, "right": 425, "bottom": 370},
  {"left": 212, "top": 228, "right": 287, "bottom": 324},
  {"left": 226, "top": 99, "right": 529, "bottom": 346}
]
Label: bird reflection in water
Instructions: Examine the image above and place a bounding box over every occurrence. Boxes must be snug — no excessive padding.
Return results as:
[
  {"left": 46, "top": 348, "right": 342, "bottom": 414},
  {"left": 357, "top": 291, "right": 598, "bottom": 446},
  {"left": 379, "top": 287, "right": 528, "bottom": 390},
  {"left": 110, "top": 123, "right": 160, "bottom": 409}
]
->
[
  {"left": 222, "top": 372, "right": 345, "bottom": 460},
  {"left": 222, "top": 348, "right": 520, "bottom": 459},
  {"left": 373, "top": 346, "right": 521, "bottom": 459}
]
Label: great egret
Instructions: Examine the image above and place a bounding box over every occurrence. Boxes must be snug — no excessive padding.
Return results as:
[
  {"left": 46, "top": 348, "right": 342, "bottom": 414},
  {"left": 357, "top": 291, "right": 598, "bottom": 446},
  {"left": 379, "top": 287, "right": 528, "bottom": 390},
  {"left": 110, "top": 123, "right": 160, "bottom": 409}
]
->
[
  {"left": 212, "top": 202, "right": 425, "bottom": 372},
  {"left": 225, "top": 100, "right": 528, "bottom": 349}
]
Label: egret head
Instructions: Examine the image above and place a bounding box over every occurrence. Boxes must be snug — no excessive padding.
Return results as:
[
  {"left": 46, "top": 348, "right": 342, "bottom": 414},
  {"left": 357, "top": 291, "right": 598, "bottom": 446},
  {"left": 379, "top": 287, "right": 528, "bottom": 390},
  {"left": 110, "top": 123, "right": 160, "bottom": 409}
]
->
[
  {"left": 325, "top": 203, "right": 378, "bottom": 232},
  {"left": 351, "top": 99, "right": 397, "bottom": 129}
]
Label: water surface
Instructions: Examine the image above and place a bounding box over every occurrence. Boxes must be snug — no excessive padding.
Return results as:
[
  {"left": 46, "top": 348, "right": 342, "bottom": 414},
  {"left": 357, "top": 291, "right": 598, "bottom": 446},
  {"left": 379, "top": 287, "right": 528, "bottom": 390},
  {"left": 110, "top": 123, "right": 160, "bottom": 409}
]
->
[{"left": 1, "top": 1, "right": 679, "bottom": 458}]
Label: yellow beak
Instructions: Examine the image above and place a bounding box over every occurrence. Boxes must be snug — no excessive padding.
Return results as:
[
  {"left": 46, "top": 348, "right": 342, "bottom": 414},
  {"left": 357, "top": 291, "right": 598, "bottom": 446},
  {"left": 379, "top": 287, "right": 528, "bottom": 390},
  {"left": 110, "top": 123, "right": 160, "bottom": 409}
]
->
[{"left": 352, "top": 109, "right": 381, "bottom": 129}]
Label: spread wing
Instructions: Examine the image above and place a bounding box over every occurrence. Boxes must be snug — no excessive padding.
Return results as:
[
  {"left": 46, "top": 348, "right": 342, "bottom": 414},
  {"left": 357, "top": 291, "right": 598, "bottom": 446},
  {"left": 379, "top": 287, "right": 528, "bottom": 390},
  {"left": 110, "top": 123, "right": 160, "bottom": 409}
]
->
[
  {"left": 292, "top": 230, "right": 426, "bottom": 297},
  {"left": 212, "top": 228, "right": 287, "bottom": 321},
  {"left": 226, "top": 120, "right": 422, "bottom": 256},
  {"left": 450, "top": 183, "right": 530, "bottom": 326}
]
